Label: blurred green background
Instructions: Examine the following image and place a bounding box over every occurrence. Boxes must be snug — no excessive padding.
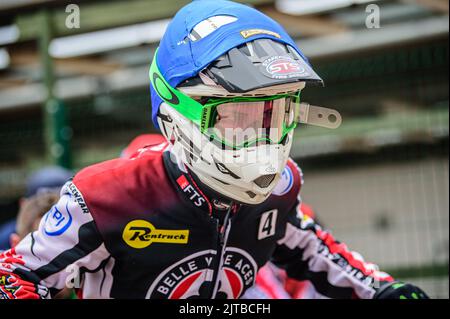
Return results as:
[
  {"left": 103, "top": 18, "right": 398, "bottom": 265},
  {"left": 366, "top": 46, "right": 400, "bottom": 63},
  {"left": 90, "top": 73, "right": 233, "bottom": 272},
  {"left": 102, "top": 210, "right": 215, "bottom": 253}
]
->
[{"left": 0, "top": 0, "right": 448, "bottom": 298}]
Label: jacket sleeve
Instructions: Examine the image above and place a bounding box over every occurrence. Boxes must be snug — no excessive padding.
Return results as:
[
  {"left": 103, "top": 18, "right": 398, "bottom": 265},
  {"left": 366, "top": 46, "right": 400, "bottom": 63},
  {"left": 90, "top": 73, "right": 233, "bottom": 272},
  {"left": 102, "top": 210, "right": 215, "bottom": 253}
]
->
[
  {"left": 271, "top": 170, "right": 394, "bottom": 299},
  {"left": 0, "top": 182, "right": 110, "bottom": 299}
]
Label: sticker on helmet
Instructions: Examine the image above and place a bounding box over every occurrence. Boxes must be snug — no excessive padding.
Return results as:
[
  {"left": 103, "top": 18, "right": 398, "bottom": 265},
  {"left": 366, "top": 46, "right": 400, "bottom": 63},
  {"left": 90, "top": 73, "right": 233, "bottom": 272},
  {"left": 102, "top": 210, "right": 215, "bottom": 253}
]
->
[
  {"left": 272, "top": 165, "right": 293, "bottom": 196},
  {"left": 189, "top": 16, "right": 238, "bottom": 41},
  {"left": 261, "top": 56, "right": 310, "bottom": 80},
  {"left": 240, "top": 29, "right": 281, "bottom": 39}
]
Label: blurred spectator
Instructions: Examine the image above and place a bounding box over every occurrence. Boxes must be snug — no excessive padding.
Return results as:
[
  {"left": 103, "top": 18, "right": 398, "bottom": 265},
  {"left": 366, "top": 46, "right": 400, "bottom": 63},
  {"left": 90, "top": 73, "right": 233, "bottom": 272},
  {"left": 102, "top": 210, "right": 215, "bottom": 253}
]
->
[
  {"left": 0, "top": 221, "right": 16, "bottom": 251},
  {"left": 24, "top": 166, "right": 74, "bottom": 198},
  {"left": 9, "top": 191, "right": 60, "bottom": 248},
  {"left": 0, "top": 166, "right": 73, "bottom": 250}
]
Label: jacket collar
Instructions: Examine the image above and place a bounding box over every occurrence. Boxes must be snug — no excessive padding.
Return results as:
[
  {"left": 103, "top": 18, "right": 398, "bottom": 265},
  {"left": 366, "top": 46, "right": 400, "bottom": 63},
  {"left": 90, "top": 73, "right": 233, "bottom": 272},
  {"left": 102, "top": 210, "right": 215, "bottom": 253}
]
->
[{"left": 162, "top": 150, "right": 240, "bottom": 222}]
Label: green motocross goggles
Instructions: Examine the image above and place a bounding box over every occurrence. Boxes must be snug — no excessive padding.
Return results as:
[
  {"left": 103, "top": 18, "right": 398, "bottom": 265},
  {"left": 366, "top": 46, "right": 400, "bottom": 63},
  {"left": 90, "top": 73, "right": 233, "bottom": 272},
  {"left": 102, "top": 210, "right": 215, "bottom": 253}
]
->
[
  {"left": 150, "top": 49, "right": 342, "bottom": 149},
  {"left": 150, "top": 53, "right": 302, "bottom": 149}
]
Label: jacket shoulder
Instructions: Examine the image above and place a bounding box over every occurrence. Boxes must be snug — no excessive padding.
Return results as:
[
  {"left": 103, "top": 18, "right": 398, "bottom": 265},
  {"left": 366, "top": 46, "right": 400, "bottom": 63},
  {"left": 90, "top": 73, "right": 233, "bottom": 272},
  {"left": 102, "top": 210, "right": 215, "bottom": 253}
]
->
[{"left": 72, "top": 143, "right": 174, "bottom": 223}]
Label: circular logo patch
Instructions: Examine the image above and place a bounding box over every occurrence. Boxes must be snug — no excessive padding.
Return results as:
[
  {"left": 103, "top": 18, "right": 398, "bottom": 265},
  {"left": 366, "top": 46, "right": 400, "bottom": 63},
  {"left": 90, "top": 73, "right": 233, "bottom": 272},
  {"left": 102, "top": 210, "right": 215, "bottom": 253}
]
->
[
  {"left": 44, "top": 204, "right": 72, "bottom": 236},
  {"left": 146, "top": 247, "right": 257, "bottom": 299},
  {"left": 123, "top": 220, "right": 154, "bottom": 249},
  {"left": 122, "top": 220, "right": 189, "bottom": 249},
  {"left": 261, "top": 56, "right": 309, "bottom": 80}
]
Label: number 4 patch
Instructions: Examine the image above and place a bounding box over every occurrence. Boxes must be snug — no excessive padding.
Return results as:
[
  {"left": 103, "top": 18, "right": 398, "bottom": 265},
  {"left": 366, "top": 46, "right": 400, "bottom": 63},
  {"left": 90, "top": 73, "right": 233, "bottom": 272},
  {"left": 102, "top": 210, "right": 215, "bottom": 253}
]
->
[{"left": 258, "top": 209, "right": 278, "bottom": 240}]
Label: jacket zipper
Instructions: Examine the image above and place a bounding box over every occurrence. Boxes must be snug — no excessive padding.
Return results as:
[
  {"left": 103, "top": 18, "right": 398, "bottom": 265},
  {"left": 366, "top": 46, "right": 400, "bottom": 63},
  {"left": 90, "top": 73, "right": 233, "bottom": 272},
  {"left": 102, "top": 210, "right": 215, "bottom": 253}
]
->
[{"left": 208, "top": 204, "right": 233, "bottom": 298}]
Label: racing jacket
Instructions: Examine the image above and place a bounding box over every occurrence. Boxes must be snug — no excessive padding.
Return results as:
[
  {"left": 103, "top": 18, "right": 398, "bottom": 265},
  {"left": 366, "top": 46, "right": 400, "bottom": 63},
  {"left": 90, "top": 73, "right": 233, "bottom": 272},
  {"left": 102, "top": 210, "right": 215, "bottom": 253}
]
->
[{"left": 0, "top": 140, "right": 393, "bottom": 299}]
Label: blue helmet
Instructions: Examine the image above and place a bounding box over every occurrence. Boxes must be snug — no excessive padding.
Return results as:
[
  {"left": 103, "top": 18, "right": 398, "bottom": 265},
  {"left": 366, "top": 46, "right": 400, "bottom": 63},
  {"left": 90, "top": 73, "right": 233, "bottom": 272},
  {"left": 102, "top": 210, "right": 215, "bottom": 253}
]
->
[{"left": 150, "top": 0, "right": 321, "bottom": 128}]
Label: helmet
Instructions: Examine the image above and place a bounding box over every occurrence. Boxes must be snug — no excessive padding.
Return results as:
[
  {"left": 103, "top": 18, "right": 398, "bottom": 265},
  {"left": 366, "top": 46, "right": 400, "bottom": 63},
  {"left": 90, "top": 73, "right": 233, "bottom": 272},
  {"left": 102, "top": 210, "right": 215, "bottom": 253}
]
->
[{"left": 150, "top": 0, "right": 323, "bottom": 204}]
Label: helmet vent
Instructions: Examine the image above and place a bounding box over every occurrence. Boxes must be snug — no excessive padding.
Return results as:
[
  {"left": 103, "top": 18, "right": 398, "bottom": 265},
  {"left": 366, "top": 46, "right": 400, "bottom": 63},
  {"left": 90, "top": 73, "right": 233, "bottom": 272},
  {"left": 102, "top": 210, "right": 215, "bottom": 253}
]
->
[
  {"left": 246, "top": 191, "right": 256, "bottom": 198},
  {"left": 253, "top": 174, "right": 276, "bottom": 188}
]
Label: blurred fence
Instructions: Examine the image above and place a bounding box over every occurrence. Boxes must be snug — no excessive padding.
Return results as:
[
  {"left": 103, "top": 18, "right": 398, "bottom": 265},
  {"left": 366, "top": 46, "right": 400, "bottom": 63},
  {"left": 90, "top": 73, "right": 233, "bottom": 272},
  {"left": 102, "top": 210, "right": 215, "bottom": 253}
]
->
[{"left": 0, "top": 13, "right": 448, "bottom": 298}]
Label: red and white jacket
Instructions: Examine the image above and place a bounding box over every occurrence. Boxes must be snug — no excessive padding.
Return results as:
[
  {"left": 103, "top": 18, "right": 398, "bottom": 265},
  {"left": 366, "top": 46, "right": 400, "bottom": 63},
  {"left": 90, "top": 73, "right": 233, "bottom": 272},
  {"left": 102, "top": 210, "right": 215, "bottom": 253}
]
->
[{"left": 0, "top": 136, "right": 393, "bottom": 299}]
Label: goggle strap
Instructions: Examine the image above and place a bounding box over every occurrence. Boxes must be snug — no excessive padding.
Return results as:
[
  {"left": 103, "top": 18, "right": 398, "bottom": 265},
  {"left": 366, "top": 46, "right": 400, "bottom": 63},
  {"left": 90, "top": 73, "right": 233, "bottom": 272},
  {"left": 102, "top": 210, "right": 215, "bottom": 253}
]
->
[{"left": 296, "top": 103, "right": 342, "bottom": 129}]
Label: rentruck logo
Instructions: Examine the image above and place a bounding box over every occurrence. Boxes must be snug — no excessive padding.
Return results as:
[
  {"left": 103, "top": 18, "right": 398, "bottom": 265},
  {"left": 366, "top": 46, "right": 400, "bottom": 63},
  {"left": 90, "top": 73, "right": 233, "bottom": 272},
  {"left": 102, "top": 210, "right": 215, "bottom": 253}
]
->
[{"left": 122, "top": 220, "right": 189, "bottom": 249}]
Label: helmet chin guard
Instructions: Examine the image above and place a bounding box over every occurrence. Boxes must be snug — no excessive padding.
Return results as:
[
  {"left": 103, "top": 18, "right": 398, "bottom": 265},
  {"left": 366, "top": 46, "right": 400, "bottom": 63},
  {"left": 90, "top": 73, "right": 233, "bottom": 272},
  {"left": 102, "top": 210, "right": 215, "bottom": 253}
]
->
[{"left": 158, "top": 103, "right": 292, "bottom": 205}]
